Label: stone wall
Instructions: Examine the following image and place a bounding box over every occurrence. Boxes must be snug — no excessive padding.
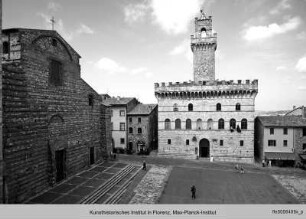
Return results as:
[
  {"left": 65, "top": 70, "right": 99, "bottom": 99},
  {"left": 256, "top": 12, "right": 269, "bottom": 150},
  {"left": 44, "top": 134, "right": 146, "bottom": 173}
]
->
[
  {"left": 0, "top": 0, "right": 3, "bottom": 204},
  {"left": 2, "top": 29, "right": 104, "bottom": 203},
  {"left": 294, "top": 128, "right": 306, "bottom": 163},
  {"left": 127, "top": 106, "right": 158, "bottom": 153},
  {"left": 101, "top": 104, "right": 112, "bottom": 158}
]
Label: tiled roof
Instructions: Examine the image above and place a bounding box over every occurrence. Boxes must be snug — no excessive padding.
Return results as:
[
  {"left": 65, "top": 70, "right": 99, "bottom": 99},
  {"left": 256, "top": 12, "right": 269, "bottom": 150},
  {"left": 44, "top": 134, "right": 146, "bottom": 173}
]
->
[
  {"left": 101, "top": 97, "right": 135, "bottom": 106},
  {"left": 257, "top": 116, "right": 306, "bottom": 127},
  {"left": 127, "top": 104, "right": 157, "bottom": 115}
]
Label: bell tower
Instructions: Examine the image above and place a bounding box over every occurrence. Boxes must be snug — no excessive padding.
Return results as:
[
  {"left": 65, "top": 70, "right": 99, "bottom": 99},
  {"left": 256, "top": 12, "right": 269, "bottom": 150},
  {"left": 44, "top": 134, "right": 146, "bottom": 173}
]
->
[{"left": 191, "top": 9, "right": 217, "bottom": 82}]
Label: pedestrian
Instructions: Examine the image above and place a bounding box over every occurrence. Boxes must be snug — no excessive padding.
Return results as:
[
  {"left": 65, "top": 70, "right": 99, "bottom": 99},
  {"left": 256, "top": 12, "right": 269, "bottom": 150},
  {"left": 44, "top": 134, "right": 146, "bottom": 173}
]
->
[
  {"left": 240, "top": 165, "right": 245, "bottom": 174},
  {"left": 262, "top": 159, "right": 265, "bottom": 167},
  {"left": 268, "top": 160, "right": 272, "bottom": 167},
  {"left": 191, "top": 185, "right": 196, "bottom": 199},
  {"left": 113, "top": 152, "right": 116, "bottom": 160},
  {"left": 142, "top": 160, "right": 146, "bottom": 170},
  {"left": 235, "top": 164, "right": 239, "bottom": 172},
  {"left": 110, "top": 151, "right": 113, "bottom": 160}
]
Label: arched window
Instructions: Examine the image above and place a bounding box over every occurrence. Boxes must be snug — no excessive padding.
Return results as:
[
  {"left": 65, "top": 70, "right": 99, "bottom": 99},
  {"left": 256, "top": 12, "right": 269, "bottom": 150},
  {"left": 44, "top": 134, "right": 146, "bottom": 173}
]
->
[
  {"left": 200, "top": 27, "right": 207, "bottom": 38},
  {"left": 165, "top": 119, "right": 171, "bottom": 130},
  {"left": 129, "top": 127, "right": 133, "bottom": 134},
  {"left": 218, "top": 118, "right": 224, "bottom": 129},
  {"left": 216, "top": 103, "right": 221, "bottom": 111},
  {"left": 138, "top": 128, "right": 142, "bottom": 134},
  {"left": 3, "top": 42, "right": 9, "bottom": 54},
  {"left": 241, "top": 119, "right": 248, "bottom": 130},
  {"left": 196, "top": 119, "right": 202, "bottom": 130},
  {"left": 173, "top": 103, "right": 178, "bottom": 112},
  {"left": 175, "top": 119, "right": 181, "bottom": 129},
  {"left": 207, "top": 119, "right": 213, "bottom": 130},
  {"left": 236, "top": 103, "right": 241, "bottom": 111},
  {"left": 230, "top": 119, "right": 236, "bottom": 129},
  {"left": 186, "top": 119, "right": 192, "bottom": 130},
  {"left": 188, "top": 103, "right": 193, "bottom": 111}
]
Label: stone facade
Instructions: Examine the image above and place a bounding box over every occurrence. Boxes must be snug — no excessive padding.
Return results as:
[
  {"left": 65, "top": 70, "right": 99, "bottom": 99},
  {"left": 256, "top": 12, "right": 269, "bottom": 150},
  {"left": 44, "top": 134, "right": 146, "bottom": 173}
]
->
[
  {"left": 127, "top": 104, "right": 158, "bottom": 153},
  {"left": 1, "top": 28, "right": 107, "bottom": 203},
  {"left": 191, "top": 11, "right": 217, "bottom": 82},
  {"left": 101, "top": 104, "right": 112, "bottom": 159},
  {"left": 154, "top": 10, "right": 258, "bottom": 163},
  {"left": 0, "top": 0, "right": 3, "bottom": 204}
]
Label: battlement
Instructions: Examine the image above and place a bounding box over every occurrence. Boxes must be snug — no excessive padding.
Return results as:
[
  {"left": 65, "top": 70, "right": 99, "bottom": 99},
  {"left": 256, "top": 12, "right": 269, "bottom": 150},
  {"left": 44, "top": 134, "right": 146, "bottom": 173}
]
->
[
  {"left": 154, "top": 79, "right": 258, "bottom": 99},
  {"left": 155, "top": 79, "right": 258, "bottom": 89}
]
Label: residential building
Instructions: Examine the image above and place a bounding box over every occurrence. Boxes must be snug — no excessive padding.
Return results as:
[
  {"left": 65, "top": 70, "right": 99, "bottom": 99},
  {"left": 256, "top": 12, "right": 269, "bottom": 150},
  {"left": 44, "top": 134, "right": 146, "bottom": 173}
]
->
[
  {"left": 127, "top": 104, "right": 158, "bottom": 154},
  {"left": 154, "top": 9, "right": 258, "bottom": 162},
  {"left": 255, "top": 116, "right": 306, "bottom": 167},
  {"left": 102, "top": 97, "right": 139, "bottom": 152}
]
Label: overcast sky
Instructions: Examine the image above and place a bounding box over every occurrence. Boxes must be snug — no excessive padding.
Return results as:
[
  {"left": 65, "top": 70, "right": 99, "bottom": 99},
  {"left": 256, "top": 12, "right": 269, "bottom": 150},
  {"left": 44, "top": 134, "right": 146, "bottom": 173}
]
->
[{"left": 3, "top": 0, "right": 306, "bottom": 111}]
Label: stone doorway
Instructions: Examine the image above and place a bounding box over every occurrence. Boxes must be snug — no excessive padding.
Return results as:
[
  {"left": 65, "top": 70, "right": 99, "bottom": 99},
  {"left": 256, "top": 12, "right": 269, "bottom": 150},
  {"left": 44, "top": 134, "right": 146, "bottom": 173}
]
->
[
  {"left": 199, "top": 138, "right": 210, "bottom": 158},
  {"left": 55, "top": 149, "right": 66, "bottom": 183},
  {"left": 89, "top": 147, "right": 95, "bottom": 165}
]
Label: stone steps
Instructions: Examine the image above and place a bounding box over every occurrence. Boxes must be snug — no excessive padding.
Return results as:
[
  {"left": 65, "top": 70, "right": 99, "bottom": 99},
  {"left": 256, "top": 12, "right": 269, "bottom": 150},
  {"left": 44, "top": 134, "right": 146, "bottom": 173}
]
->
[
  {"left": 103, "top": 167, "right": 142, "bottom": 204},
  {"left": 79, "top": 164, "right": 137, "bottom": 204}
]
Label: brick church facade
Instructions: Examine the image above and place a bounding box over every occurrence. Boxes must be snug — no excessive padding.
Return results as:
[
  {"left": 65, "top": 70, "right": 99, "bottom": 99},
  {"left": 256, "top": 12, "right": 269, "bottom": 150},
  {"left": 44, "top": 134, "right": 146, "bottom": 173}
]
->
[
  {"left": 155, "top": 10, "right": 258, "bottom": 162},
  {"left": 0, "top": 28, "right": 109, "bottom": 203}
]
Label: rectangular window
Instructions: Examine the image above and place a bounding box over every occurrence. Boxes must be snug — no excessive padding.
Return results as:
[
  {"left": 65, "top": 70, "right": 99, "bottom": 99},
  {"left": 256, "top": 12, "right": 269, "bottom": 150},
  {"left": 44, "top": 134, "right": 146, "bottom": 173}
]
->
[
  {"left": 240, "top": 140, "right": 244, "bottom": 146},
  {"left": 49, "top": 60, "right": 62, "bottom": 86},
  {"left": 186, "top": 139, "right": 189, "bottom": 145},
  {"left": 283, "top": 140, "right": 288, "bottom": 147},
  {"left": 268, "top": 140, "right": 276, "bottom": 146},
  {"left": 138, "top": 118, "right": 141, "bottom": 123},
  {"left": 88, "top": 94, "right": 94, "bottom": 107},
  {"left": 120, "top": 110, "right": 125, "bottom": 116},
  {"left": 303, "top": 128, "right": 306, "bottom": 136},
  {"left": 220, "top": 140, "right": 223, "bottom": 146},
  {"left": 168, "top": 139, "right": 171, "bottom": 145},
  {"left": 283, "top": 128, "right": 288, "bottom": 135},
  {"left": 270, "top": 128, "right": 274, "bottom": 135},
  {"left": 120, "top": 123, "right": 125, "bottom": 131},
  {"left": 120, "top": 138, "right": 125, "bottom": 144},
  {"left": 129, "top": 117, "right": 132, "bottom": 123}
]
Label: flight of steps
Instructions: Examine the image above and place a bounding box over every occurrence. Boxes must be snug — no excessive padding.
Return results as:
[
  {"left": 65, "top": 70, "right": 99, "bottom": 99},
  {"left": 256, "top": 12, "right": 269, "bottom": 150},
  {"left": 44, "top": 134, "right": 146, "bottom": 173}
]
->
[{"left": 79, "top": 164, "right": 142, "bottom": 204}]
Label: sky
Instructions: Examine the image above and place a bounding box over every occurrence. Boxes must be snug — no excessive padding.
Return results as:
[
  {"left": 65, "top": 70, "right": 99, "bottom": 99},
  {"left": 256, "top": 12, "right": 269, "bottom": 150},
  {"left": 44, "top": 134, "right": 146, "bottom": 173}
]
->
[{"left": 2, "top": 0, "right": 306, "bottom": 111}]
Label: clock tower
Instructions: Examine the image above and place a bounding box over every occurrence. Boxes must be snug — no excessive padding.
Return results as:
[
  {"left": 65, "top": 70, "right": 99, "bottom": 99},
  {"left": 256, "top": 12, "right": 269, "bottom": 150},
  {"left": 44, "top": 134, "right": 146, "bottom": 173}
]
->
[{"left": 191, "top": 10, "right": 217, "bottom": 83}]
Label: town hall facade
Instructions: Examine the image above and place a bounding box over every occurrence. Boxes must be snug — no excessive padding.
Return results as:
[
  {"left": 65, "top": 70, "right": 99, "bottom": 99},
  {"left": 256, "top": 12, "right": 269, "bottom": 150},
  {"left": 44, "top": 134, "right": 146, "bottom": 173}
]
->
[{"left": 155, "top": 10, "right": 258, "bottom": 163}]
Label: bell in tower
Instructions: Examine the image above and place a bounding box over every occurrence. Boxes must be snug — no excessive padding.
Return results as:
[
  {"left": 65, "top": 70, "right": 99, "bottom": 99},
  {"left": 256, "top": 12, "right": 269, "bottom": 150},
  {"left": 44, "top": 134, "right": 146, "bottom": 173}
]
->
[{"left": 191, "top": 9, "right": 217, "bottom": 83}]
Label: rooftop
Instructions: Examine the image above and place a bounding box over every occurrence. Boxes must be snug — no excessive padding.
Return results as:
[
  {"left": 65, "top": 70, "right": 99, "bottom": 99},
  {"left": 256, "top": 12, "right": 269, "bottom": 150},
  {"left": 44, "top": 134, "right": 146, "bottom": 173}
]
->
[
  {"left": 257, "top": 116, "right": 306, "bottom": 127},
  {"left": 101, "top": 97, "right": 135, "bottom": 106},
  {"left": 128, "top": 104, "right": 157, "bottom": 115}
]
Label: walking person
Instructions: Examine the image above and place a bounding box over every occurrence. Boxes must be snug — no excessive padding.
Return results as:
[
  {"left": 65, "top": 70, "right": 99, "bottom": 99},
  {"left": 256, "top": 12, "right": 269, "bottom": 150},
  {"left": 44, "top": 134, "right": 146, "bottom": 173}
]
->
[
  {"left": 235, "top": 164, "right": 239, "bottom": 172},
  {"left": 142, "top": 160, "right": 146, "bottom": 171},
  {"left": 262, "top": 159, "right": 265, "bottom": 167},
  {"left": 191, "top": 185, "right": 196, "bottom": 199}
]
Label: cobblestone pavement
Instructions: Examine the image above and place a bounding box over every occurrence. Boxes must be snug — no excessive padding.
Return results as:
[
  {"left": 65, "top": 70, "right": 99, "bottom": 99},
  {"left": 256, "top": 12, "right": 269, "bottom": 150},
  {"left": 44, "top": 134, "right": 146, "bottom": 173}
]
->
[
  {"left": 118, "top": 153, "right": 306, "bottom": 204},
  {"left": 273, "top": 175, "right": 306, "bottom": 204},
  {"left": 129, "top": 165, "right": 172, "bottom": 204}
]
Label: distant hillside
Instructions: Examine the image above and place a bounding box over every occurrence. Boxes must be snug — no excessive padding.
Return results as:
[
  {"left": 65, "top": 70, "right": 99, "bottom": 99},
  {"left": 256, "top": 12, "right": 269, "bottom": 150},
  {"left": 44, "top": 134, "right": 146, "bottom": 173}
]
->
[{"left": 255, "top": 110, "right": 290, "bottom": 117}]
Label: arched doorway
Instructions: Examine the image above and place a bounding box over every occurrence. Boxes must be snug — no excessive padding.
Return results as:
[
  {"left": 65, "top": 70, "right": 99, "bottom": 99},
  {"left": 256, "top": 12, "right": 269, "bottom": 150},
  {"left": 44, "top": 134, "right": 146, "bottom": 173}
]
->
[{"left": 199, "top": 138, "right": 210, "bottom": 158}]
